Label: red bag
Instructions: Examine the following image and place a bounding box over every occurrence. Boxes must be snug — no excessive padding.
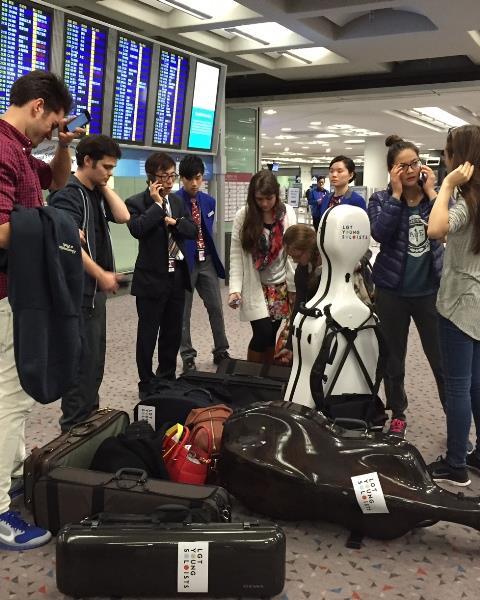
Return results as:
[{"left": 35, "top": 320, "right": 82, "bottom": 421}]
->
[{"left": 163, "top": 425, "right": 212, "bottom": 486}]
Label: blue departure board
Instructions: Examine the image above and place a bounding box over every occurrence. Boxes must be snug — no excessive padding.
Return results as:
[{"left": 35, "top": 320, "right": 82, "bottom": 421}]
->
[
  {"left": 0, "top": 0, "right": 52, "bottom": 113},
  {"left": 112, "top": 35, "right": 152, "bottom": 144},
  {"left": 63, "top": 17, "right": 107, "bottom": 134},
  {"left": 153, "top": 49, "right": 189, "bottom": 147}
]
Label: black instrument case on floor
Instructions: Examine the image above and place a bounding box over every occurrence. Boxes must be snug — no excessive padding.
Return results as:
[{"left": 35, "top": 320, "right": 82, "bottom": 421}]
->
[
  {"left": 24, "top": 408, "right": 129, "bottom": 509},
  {"left": 179, "top": 370, "right": 286, "bottom": 407},
  {"left": 33, "top": 466, "right": 231, "bottom": 534},
  {"left": 216, "top": 358, "right": 291, "bottom": 381},
  {"left": 56, "top": 515, "right": 286, "bottom": 598}
]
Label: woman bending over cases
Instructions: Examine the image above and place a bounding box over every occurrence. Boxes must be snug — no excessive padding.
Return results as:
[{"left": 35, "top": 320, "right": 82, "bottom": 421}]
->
[
  {"left": 367, "top": 135, "right": 445, "bottom": 438},
  {"left": 276, "top": 224, "right": 322, "bottom": 365},
  {"left": 427, "top": 125, "right": 480, "bottom": 487},
  {"left": 228, "top": 170, "right": 296, "bottom": 364}
]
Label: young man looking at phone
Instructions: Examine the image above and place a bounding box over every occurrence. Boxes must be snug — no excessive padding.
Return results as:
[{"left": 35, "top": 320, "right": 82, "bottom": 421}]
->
[
  {"left": 49, "top": 134, "right": 130, "bottom": 431},
  {"left": 178, "top": 155, "right": 230, "bottom": 372},
  {"left": 0, "top": 70, "right": 82, "bottom": 550},
  {"left": 126, "top": 152, "right": 196, "bottom": 398}
]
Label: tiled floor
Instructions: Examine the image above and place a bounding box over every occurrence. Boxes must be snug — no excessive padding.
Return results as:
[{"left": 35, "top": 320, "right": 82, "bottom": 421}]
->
[{"left": 1, "top": 286, "right": 480, "bottom": 600}]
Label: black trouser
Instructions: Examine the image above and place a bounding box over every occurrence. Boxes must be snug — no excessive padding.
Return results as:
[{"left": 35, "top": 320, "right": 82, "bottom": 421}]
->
[
  {"left": 249, "top": 318, "right": 282, "bottom": 352},
  {"left": 312, "top": 216, "right": 321, "bottom": 232},
  {"left": 135, "top": 269, "right": 185, "bottom": 389},
  {"left": 375, "top": 288, "right": 446, "bottom": 420},
  {"left": 60, "top": 292, "right": 107, "bottom": 432}
]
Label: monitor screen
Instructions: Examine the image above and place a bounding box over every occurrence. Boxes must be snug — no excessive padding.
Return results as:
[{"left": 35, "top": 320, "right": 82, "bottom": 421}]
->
[
  {"left": 63, "top": 16, "right": 108, "bottom": 135},
  {"left": 0, "top": 0, "right": 52, "bottom": 113},
  {"left": 152, "top": 49, "right": 189, "bottom": 147},
  {"left": 111, "top": 34, "right": 152, "bottom": 144},
  {"left": 187, "top": 61, "right": 220, "bottom": 152}
]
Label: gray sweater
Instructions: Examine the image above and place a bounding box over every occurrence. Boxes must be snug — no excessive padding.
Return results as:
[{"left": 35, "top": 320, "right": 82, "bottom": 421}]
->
[{"left": 436, "top": 196, "right": 480, "bottom": 339}]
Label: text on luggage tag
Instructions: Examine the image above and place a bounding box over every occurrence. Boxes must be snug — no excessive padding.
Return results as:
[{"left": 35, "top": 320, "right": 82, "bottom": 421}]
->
[
  {"left": 177, "top": 542, "right": 209, "bottom": 593},
  {"left": 351, "top": 472, "right": 389, "bottom": 514}
]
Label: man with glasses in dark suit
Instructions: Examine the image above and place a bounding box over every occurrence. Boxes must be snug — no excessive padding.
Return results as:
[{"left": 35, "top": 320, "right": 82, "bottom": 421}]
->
[{"left": 126, "top": 152, "right": 197, "bottom": 399}]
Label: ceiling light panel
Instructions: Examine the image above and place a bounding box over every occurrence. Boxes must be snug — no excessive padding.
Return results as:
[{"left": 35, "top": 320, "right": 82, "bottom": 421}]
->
[
  {"left": 412, "top": 107, "right": 469, "bottom": 128},
  {"left": 229, "top": 22, "right": 298, "bottom": 45},
  {"left": 286, "top": 47, "right": 330, "bottom": 62},
  {"left": 159, "top": 0, "right": 239, "bottom": 19},
  {"left": 343, "top": 139, "right": 365, "bottom": 143}
]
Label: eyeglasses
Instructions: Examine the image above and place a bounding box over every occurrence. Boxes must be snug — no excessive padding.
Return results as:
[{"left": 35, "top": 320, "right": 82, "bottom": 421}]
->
[
  {"left": 397, "top": 159, "right": 422, "bottom": 172},
  {"left": 154, "top": 172, "right": 178, "bottom": 182}
]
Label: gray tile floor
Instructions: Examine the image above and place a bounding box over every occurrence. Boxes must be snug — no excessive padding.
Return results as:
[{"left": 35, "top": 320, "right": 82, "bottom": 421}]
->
[{"left": 1, "top": 287, "right": 479, "bottom": 600}]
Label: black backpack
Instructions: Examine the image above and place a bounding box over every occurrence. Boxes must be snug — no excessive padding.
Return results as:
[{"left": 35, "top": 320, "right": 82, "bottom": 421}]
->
[{"left": 310, "top": 304, "right": 387, "bottom": 430}]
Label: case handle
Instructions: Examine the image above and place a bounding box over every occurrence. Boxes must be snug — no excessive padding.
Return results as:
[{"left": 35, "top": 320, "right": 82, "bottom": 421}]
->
[{"left": 113, "top": 468, "right": 148, "bottom": 489}]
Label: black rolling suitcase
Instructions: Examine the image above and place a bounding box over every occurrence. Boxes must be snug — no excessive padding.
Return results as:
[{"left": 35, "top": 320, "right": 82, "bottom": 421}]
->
[
  {"left": 216, "top": 357, "right": 291, "bottom": 381},
  {"left": 56, "top": 514, "right": 286, "bottom": 598},
  {"left": 33, "top": 466, "right": 231, "bottom": 534},
  {"left": 180, "top": 370, "right": 286, "bottom": 407},
  {"left": 23, "top": 408, "right": 130, "bottom": 509}
]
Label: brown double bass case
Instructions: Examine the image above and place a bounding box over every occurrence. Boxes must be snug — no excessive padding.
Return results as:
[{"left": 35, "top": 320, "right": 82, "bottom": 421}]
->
[{"left": 218, "top": 401, "right": 480, "bottom": 540}]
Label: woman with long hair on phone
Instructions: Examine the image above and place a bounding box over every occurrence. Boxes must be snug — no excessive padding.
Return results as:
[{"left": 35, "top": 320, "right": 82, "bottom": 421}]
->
[
  {"left": 426, "top": 125, "right": 480, "bottom": 486},
  {"left": 368, "top": 135, "right": 445, "bottom": 438},
  {"left": 229, "top": 170, "right": 296, "bottom": 363}
]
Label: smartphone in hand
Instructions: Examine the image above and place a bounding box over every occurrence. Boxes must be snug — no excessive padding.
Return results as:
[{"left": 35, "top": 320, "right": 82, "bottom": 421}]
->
[{"left": 66, "top": 109, "right": 91, "bottom": 132}]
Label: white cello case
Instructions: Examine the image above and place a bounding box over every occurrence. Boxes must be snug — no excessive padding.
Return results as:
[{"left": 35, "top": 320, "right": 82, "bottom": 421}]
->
[{"left": 285, "top": 204, "right": 378, "bottom": 409}]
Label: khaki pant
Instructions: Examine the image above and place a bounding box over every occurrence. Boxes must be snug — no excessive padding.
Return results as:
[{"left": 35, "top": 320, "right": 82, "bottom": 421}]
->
[{"left": 0, "top": 298, "right": 34, "bottom": 513}]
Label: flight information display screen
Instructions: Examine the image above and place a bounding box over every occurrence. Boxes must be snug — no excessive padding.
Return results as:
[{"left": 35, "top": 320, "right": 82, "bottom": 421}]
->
[
  {"left": 0, "top": 0, "right": 52, "bottom": 113},
  {"left": 188, "top": 61, "right": 220, "bottom": 151},
  {"left": 112, "top": 34, "right": 152, "bottom": 144},
  {"left": 63, "top": 17, "right": 107, "bottom": 134},
  {"left": 153, "top": 49, "right": 189, "bottom": 147}
]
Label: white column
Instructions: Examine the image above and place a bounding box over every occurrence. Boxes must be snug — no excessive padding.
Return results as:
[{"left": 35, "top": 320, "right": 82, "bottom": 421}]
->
[{"left": 363, "top": 137, "right": 388, "bottom": 199}]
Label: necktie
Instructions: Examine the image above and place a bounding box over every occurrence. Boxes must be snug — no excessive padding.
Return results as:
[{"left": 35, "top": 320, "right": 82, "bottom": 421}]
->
[
  {"left": 191, "top": 197, "right": 205, "bottom": 251},
  {"left": 163, "top": 197, "right": 180, "bottom": 259}
]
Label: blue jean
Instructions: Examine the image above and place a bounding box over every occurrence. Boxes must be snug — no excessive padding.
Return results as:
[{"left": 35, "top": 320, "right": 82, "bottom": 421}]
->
[{"left": 439, "top": 316, "right": 480, "bottom": 467}]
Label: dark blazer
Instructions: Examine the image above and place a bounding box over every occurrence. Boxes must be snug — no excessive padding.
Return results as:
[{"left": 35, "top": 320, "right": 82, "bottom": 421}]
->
[
  {"left": 126, "top": 189, "right": 197, "bottom": 297},
  {"left": 178, "top": 187, "right": 226, "bottom": 279}
]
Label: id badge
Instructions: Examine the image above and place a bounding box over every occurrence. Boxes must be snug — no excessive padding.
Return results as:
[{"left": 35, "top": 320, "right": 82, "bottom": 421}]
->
[
  {"left": 168, "top": 258, "right": 176, "bottom": 272},
  {"left": 198, "top": 249, "right": 206, "bottom": 262}
]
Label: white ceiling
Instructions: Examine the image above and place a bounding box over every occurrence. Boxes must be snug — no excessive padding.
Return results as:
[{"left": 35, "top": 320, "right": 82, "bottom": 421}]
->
[
  {"left": 51, "top": 0, "right": 480, "bottom": 163},
  {"left": 254, "top": 83, "right": 480, "bottom": 165}
]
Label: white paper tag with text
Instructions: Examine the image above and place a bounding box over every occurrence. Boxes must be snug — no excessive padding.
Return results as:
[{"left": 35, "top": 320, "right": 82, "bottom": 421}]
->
[
  {"left": 351, "top": 471, "right": 389, "bottom": 514},
  {"left": 177, "top": 541, "right": 209, "bottom": 593},
  {"left": 136, "top": 405, "right": 155, "bottom": 429}
]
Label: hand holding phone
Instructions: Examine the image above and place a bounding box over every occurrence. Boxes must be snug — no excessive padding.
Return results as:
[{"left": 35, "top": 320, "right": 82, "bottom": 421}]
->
[
  {"left": 65, "top": 109, "right": 91, "bottom": 133},
  {"left": 149, "top": 179, "right": 163, "bottom": 203},
  {"left": 228, "top": 293, "right": 241, "bottom": 309}
]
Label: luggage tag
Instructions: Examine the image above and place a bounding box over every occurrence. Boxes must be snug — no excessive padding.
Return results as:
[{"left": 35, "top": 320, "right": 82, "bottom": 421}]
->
[
  {"left": 169, "top": 258, "right": 176, "bottom": 272},
  {"left": 198, "top": 249, "right": 206, "bottom": 262}
]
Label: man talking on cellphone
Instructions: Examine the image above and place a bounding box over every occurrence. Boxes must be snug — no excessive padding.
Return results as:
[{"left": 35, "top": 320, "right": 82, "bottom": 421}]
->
[{"left": 126, "top": 152, "right": 196, "bottom": 399}]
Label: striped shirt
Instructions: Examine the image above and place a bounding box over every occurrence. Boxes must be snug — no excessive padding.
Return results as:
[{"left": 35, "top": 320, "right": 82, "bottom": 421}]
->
[{"left": 436, "top": 196, "right": 480, "bottom": 339}]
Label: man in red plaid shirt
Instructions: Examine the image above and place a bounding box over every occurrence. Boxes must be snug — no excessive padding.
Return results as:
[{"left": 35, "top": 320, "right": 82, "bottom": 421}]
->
[{"left": 0, "top": 71, "right": 84, "bottom": 550}]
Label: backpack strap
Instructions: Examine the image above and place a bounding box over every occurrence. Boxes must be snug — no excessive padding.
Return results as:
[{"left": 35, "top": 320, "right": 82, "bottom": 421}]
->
[{"left": 310, "top": 304, "right": 385, "bottom": 411}]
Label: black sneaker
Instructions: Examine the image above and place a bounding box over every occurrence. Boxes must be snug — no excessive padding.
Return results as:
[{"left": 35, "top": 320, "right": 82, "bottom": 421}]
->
[
  {"left": 213, "top": 351, "right": 230, "bottom": 365},
  {"left": 427, "top": 456, "right": 471, "bottom": 487},
  {"left": 182, "top": 357, "right": 196, "bottom": 373},
  {"left": 466, "top": 451, "right": 480, "bottom": 474}
]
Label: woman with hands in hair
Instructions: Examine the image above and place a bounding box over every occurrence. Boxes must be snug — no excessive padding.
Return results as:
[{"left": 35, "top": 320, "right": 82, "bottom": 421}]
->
[
  {"left": 228, "top": 170, "right": 296, "bottom": 364},
  {"left": 367, "top": 135, "right": 445, "bottom": 438},
  {"left": 427, "top": 125, "right": 480, "bottom": 486}
]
